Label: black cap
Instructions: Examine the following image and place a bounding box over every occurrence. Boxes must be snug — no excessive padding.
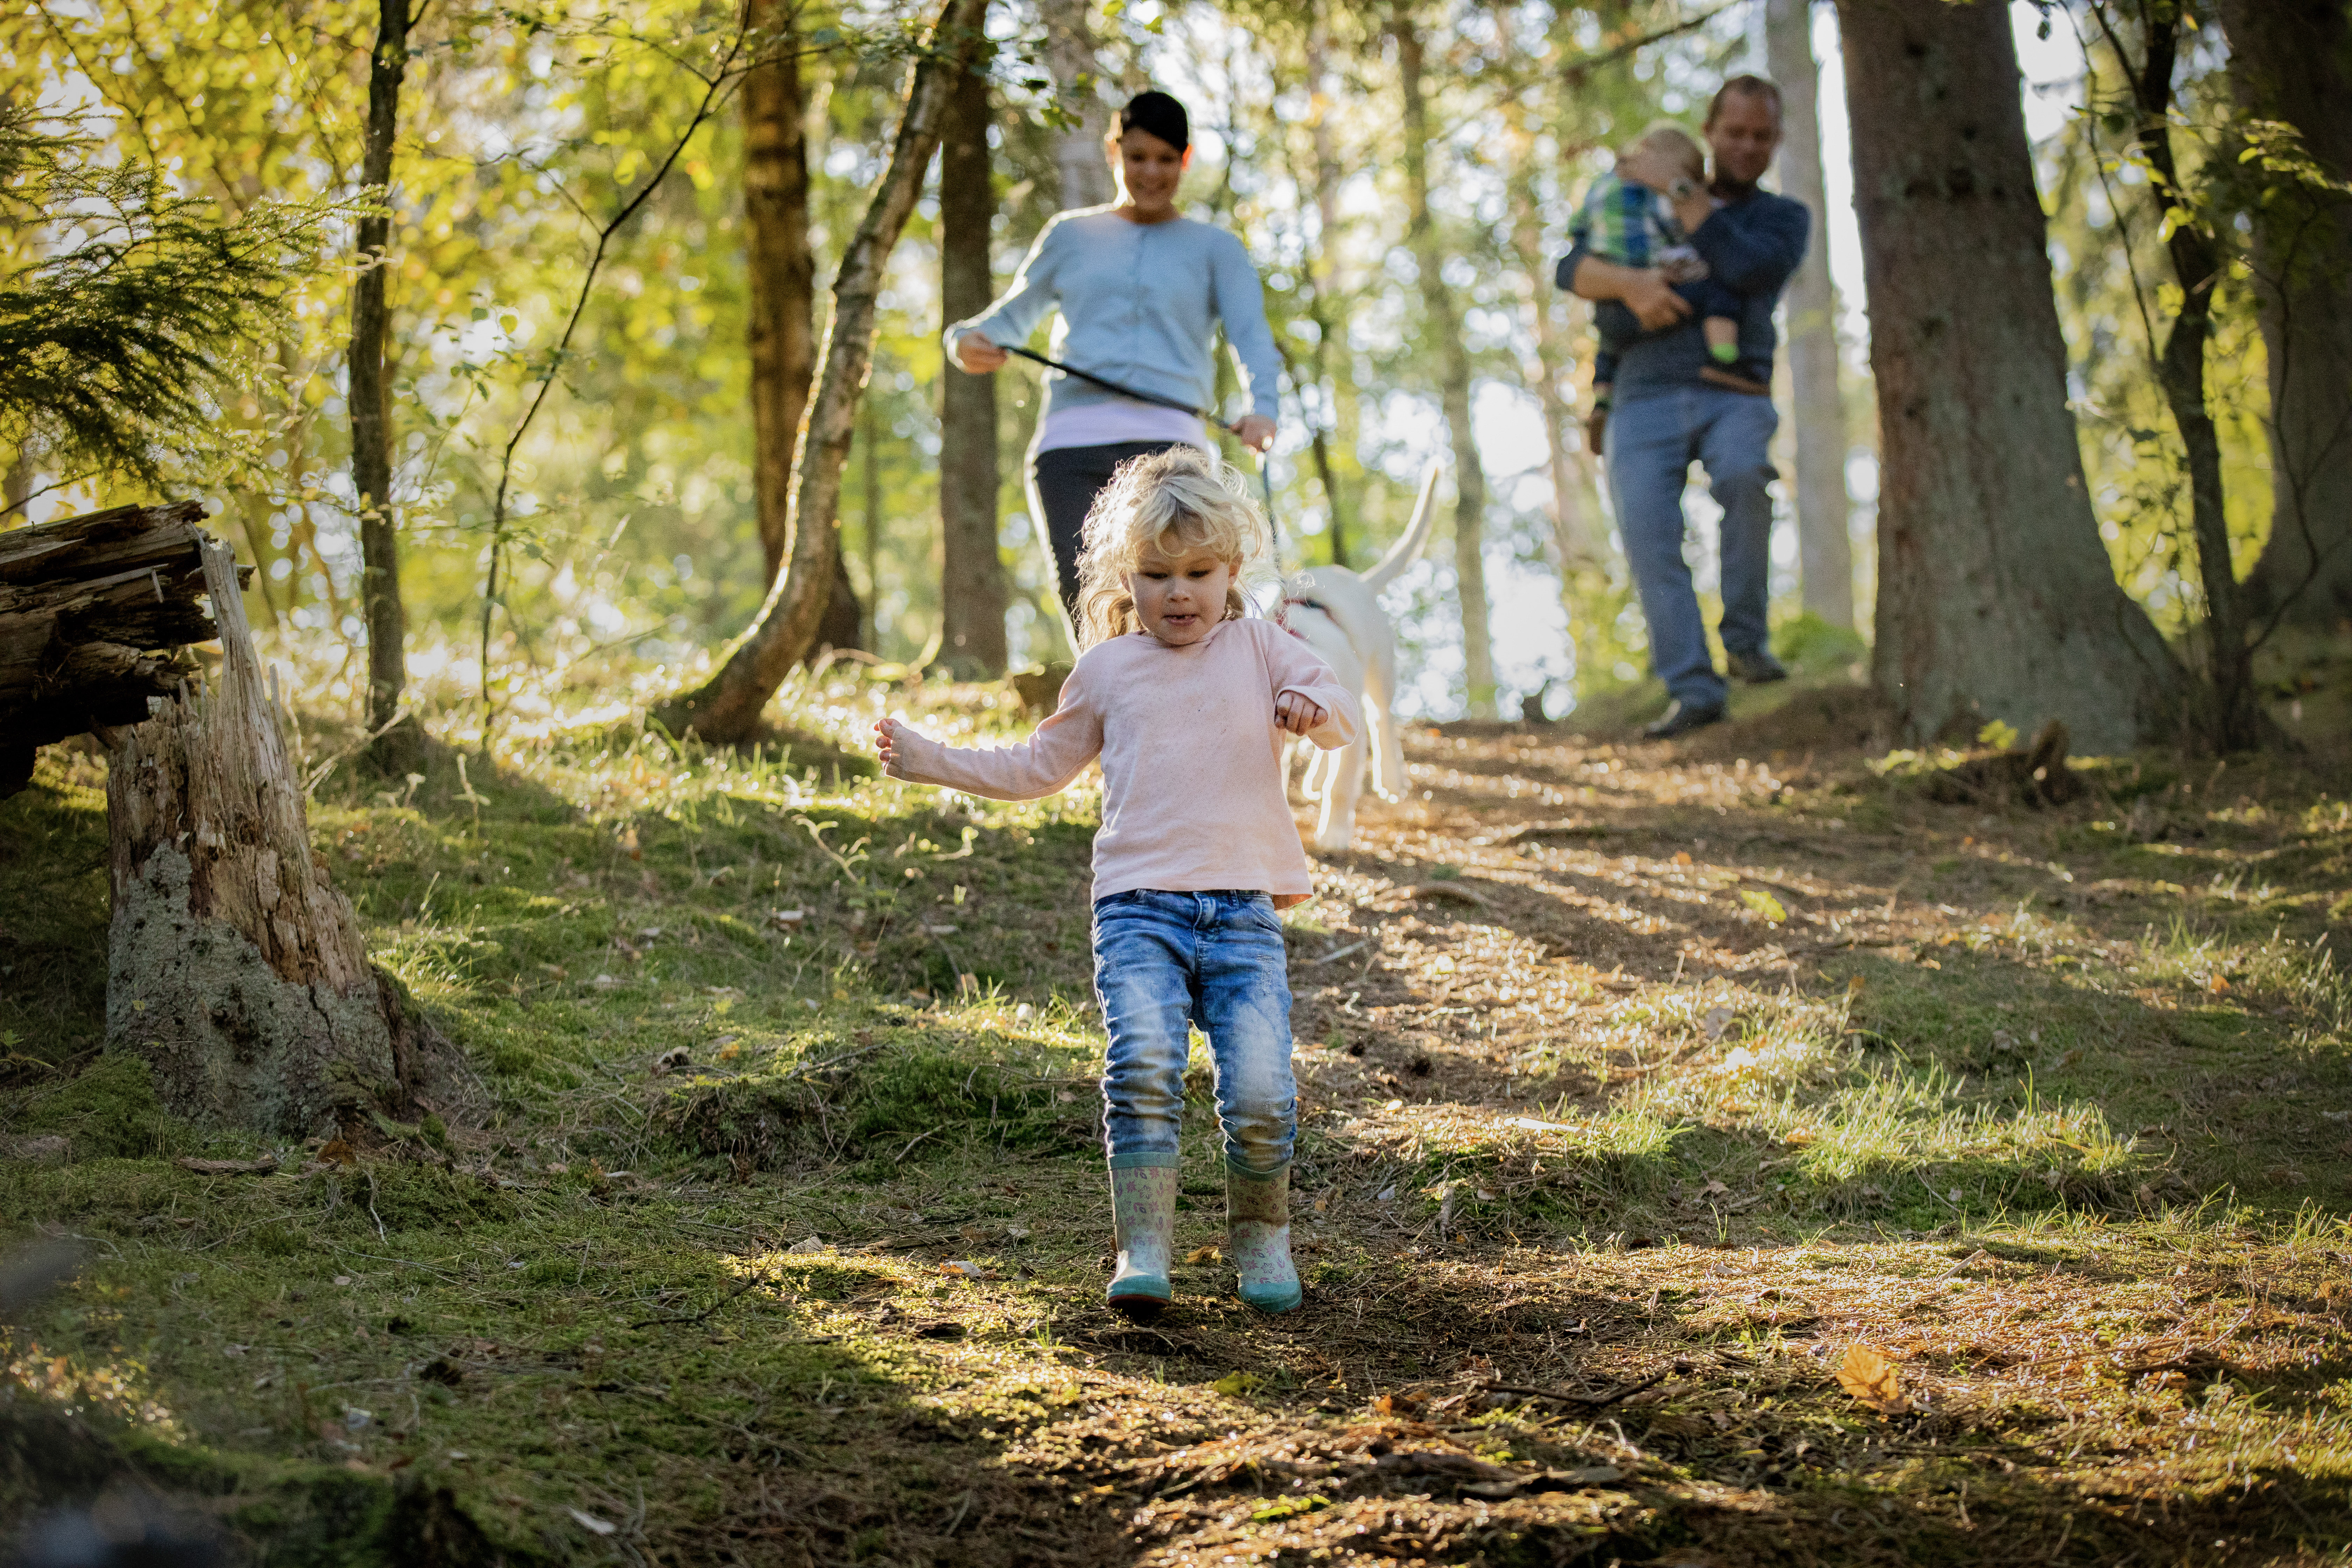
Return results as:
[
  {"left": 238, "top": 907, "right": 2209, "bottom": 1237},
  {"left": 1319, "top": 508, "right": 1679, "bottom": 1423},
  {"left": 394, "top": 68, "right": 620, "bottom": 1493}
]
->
[{"left": 1112, "top": 90, "right": 1189, "bottom": 154}]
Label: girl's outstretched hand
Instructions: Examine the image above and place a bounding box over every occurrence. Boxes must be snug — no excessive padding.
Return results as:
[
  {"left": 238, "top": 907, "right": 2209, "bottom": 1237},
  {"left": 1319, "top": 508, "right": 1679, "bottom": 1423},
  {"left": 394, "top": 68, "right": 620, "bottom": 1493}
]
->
[
  {"left": 1273, "top": 692, "right": 1327, "bottom": 736},
  {"left": 872, "top": 715, "right": 902, "bottom": 776}
]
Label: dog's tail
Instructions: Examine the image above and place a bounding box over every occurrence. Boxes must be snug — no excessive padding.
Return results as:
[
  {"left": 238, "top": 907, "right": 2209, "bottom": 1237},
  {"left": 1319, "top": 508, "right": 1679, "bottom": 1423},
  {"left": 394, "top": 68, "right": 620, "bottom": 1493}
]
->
[{"left": 1358, "top": 454, "right": 1447, "bottom": 595}]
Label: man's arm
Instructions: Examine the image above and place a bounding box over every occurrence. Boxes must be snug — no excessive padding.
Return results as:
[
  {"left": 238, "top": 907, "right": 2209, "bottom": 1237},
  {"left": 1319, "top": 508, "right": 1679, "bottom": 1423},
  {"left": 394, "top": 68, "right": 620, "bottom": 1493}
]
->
[
  {"left": 1557, "top": 245, "right": 1694, "bottom": 332},
  {"left": 1687, "top": 197, "right": 1811, "bottom": 297}
]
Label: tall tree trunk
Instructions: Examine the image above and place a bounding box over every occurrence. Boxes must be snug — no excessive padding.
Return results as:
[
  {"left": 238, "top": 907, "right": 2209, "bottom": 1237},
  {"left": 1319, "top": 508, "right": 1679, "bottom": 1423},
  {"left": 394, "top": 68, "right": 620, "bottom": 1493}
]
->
[
  {"left": 1504, "top": 96, "right": 1598, "bottom": 569},
  {"left": 352, "top": 0, "right": 419, "bottom": 774},
  {"left": 1394, "top": 6, "right": 1495, "bottom": 717},
  {"left": 1041, "top": 0, "right": 1113, "bottom": 210},
  {"left": 744, "top": 0, "right": 819, "bottom": 591},
  {"left": 2221, "top": 0, "right": 2352, "bottom": 632},
  {"left": 2099, "top": 3, "right": 2256, "bottom": 749},
  {"left": 1836, "top": 0, "right": 2180, "bottom": 752},
  {"left": 653, "top": 0, "right": 987, "bottom": 744},
  {"left": 1301, "top": 12, "right": 1351, "bottom": 569},
  {"left": 861, "top": 398, "right": 883, "bottom": 650},
  {"left": 1767, "top": 0, "right": 1855, "bottom": 630},
  {"left": 937, "top": 55, "right": 1007, "bottom": 678},
  {"left": 107, "top": 540, "right": 460, "bottom": 1133}
]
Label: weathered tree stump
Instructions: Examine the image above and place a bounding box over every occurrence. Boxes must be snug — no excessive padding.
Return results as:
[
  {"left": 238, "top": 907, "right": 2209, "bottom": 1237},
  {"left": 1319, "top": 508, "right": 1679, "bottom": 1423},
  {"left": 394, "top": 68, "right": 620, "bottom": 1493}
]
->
[
  {"left": 1922, "top": 720, "right": 2088, "bottom": 809},
  {"left": 0, "top": 500, "right": 250, "bottom": 798},
  {"left": 104, "top": 538, "right": 462, "bottom": 1135}
]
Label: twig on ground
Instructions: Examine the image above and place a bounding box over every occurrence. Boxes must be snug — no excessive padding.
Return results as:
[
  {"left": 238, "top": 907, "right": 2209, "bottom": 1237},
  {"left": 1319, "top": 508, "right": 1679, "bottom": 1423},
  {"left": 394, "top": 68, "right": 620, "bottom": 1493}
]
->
[
  {"left": 1478, "top": 1369, "right": 1672, "bottom": 1408},
  {"left": 627, "top": 1274, "right": 761, "bottom": 1330}
]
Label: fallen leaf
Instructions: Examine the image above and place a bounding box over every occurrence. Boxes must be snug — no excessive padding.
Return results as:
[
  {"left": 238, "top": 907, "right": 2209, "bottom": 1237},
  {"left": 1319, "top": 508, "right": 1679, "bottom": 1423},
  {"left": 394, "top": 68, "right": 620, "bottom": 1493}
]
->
[
  {"left": 1672, "top": 851, "right": 1693, "bottom": 866},
  {"left": 939, "top": 1260, "right": 986, "bottom": 1280},
  {"left": 785, "top": 1236, "right": 825, "bottom": 1255},
  {"left": 1212, "top": 1370, "right": 1264, "bottom": 1397},
  {"left": 1739, "top": 889, "right": 1788, "bottom": 924},
  {"left": 1184, "top": 1245, "right": 1222, "bottom": 1265},
  {"left": 1835, "top": 1344, "right": 1911, "bottom": 1414},
  {"left": 318, "top": 1139, "right": 357, "bottom": 1167},
  {"left": 1846, "top": 975, "right": 1866, "bottom": 998}
]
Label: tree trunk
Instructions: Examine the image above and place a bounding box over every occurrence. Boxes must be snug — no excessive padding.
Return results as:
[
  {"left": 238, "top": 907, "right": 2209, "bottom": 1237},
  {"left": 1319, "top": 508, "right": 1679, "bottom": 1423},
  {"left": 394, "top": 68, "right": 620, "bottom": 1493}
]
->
[
  {"left": 1395, "top": 6, "right": 1495, "bottom": 718},
  {"left": 352, "top": 0, "right": 419, "bottom": 775},
  {"left": 1836, "top": 0, "right": 2181, "bottom": 751},
  {"left": 652, "top": 0, "right": 988, "bottom": 744},
  {"left": 2221, "top": 0, "right": 2352, "bottom": 632},
  {"left": 1041, "top": 0, "right": 1113, "bottom": 210},
  {"left": 106, "top": 540, "right": 461, "bottom": 1134},
  {"left": 1503, "top": 96, "right": 1598, "bottom": 569},
  {"left": 1767, "top": 0, "right": 1855, "bottom": 630},
  {"left": 744, "top": 0, "right": 819, "bottom": 592},
  {"left": 937, "top": 55, "right": 1007, "bottom": 679},
  {"left": 2105, "top": 4, "right": 2256, "bottom": 749}
]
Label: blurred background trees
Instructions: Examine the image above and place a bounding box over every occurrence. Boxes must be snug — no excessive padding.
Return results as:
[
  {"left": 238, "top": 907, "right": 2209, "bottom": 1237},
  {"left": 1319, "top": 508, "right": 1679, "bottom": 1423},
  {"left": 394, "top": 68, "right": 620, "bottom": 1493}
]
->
[{"left": 1, "top": 0, "right": 2340, "bottom": 750}]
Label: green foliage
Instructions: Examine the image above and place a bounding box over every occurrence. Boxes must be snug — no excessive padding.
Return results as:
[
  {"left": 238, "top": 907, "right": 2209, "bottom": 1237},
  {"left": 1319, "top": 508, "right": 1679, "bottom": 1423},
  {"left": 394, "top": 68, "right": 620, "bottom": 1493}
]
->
[{"left": 0, "top": 105, "right": 348, "bottom": 490}]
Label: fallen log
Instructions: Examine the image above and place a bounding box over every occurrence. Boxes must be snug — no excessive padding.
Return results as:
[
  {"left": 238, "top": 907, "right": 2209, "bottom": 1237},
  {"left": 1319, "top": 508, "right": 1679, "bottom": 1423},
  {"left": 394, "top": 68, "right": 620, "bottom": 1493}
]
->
[{"left": 0, "top": 501, "right": 252, "bottom": 797}]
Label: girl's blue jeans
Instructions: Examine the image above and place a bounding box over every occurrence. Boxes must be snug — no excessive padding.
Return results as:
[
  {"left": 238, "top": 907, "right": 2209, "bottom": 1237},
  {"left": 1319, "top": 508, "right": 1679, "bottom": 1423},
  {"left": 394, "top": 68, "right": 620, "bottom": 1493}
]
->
[{"left": 1091, "top": 889, "right": 1295, "bottom": 1177}]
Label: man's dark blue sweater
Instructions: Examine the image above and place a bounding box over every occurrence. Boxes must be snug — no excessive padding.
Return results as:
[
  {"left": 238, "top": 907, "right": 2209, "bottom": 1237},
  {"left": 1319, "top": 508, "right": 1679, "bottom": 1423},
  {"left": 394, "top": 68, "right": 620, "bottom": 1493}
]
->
[{"left": 1556, "top": 184, "right": 1810, "bottom": 395}]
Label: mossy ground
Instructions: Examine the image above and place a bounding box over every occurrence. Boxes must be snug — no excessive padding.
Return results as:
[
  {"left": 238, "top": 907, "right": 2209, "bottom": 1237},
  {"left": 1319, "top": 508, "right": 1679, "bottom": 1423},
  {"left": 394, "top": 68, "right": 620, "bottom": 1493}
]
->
[{"left": 4, "top": 657, "right": 2352, "bottom": 1564}]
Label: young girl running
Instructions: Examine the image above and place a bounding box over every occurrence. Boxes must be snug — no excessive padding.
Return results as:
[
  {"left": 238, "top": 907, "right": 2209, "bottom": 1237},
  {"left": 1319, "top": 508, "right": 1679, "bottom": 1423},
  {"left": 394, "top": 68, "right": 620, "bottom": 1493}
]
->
[{"left": 872, "top": 447, "right": 1359, "bottom": 1320}]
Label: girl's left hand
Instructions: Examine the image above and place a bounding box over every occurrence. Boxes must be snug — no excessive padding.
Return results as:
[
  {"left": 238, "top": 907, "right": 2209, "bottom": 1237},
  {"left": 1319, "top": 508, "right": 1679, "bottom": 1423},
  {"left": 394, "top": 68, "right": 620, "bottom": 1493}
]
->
[
  {"left": 872, "top": 715, "right": 900, "bottom": 774},
  {"left": 1274, "top": 692, "right": 1326, "bottom": 735}
]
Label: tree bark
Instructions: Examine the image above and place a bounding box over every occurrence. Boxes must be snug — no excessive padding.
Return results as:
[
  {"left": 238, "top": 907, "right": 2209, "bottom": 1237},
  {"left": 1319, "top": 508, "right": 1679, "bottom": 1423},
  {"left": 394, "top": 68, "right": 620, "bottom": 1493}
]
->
[
  {"left": 1836, "top": 0, "right": 2181, "bottom": 751},
  {"left": 744, "top": 0, "right": 819, "bottom": 592},
  {"left": 1040, "top": 0, "right": 1113, "bottom": 210},
  {"left": 653, "top": 0, "right": 988, "bottom": 744},
  {"left": 1503, "top": 95, "right": 1598, "bottom": 569},
  {"left": 1395, "top": 6, "right": 1495, "bottom": 717},
  {"left": 106, "top": 540, "right": 463, "bottom": 1134},
  {"left": 2220, "top": 0, "right": 2352, "bottom": 632},
  {"left": 937, "top": 55, "right": 1007, "bottom": 678},
  {"left": 352, "top": 0, "right": 419, "bottom": 774},
  {"left": 2101, "top": 4, "right": 2256, "bottom": 749},
  {"left": 1767, "top": 0, "right": 1855, "bottom": 630}
]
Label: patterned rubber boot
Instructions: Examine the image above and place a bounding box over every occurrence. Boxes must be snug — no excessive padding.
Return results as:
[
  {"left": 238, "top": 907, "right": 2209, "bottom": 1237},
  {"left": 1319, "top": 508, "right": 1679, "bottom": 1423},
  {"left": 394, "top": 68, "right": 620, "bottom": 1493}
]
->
[
  {"left": 1227, "top": 1163, "right": 1302, "bottom": 1314},
  {"left": 1106, "top": 1163, "right": 1177, "bottom": 1321}
]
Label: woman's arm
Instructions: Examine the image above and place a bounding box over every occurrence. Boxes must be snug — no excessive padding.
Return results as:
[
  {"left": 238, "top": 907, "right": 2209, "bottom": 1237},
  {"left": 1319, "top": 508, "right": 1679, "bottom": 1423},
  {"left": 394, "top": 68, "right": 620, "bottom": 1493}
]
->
[
  {"left": 944, "top": 217, "right": 1065, "bottom": 368},
  {"left": 1209, "top": 232, "right": 1284, "bottom": 444},
  {"left": 873, "top": 667, "right": 1104, "bottom": 800}
]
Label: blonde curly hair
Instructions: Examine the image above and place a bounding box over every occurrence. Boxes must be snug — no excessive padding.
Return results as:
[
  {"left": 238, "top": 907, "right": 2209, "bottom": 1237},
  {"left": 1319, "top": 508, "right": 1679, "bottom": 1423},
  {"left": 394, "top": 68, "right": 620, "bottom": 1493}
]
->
[{"left": 1070, "top": 446, "right": 1272, "bottom": 649}]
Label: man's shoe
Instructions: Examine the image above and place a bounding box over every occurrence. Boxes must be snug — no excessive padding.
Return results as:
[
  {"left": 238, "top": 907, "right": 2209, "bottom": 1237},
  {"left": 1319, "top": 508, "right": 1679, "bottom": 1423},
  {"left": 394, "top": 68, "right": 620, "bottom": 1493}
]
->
[
  {"left": 1643, "top": 700, "right": 1726, "bottom": 739},
  {"left": 1726, "top": 648, "right": 1788, "bottom": 685}
]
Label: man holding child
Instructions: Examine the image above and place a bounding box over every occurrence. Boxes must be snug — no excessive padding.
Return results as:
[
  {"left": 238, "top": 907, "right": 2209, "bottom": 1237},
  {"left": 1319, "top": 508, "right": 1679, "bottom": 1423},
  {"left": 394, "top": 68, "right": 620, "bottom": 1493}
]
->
[{"left": 1559, "top": 75, "right": 1811, "bottom": 738}]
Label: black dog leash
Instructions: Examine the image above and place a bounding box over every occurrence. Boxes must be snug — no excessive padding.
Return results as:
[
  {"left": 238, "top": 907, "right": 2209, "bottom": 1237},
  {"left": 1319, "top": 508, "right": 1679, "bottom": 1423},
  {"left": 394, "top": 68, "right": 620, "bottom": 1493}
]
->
[{"left": 1000, "top": 343, "right": 1282, "bottom": 557}]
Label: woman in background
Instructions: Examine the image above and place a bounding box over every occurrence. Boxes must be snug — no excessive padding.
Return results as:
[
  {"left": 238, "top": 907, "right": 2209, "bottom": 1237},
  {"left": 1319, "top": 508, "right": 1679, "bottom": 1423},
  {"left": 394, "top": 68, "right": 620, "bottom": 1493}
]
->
[{"left": 945, "top": 89, "right": 1281, "bottom": 631}]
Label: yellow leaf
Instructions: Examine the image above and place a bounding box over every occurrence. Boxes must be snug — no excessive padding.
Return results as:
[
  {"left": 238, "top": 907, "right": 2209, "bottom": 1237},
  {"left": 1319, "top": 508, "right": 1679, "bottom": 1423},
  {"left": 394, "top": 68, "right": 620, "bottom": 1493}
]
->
[
  {"left": 1212, "top": 1371, "right": 1262, "bottom": 1398},
  {"left": 1672, "top": 851, "right": 1694, "bottom": 866},
  {"left": 1836, "top": 1344, "right": 1911, "bottom": 1414},
  {"left": 1184, "top": 1245, "right": 1221, "bottom": 1265},
  {"left": 1740, "top": 889, "right": 1788, "bottom": 924}
]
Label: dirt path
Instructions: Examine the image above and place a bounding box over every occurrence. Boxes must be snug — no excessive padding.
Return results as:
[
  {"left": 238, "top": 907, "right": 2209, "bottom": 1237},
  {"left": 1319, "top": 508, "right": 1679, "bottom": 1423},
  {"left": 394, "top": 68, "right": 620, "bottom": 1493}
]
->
[{"left": 4, "top": 695, "right": 2350, "bottom": 1564}]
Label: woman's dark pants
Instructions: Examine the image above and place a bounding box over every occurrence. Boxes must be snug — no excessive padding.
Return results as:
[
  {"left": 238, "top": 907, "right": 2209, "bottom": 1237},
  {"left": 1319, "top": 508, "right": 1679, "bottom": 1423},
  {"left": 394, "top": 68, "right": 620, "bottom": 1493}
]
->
[{"left": 1028, "top": 440, "right": 1183, "bottom": 628}]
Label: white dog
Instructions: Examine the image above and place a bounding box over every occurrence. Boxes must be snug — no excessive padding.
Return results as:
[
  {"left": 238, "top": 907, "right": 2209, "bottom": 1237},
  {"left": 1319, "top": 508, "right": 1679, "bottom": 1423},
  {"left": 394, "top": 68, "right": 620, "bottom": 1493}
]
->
[{"left": 1276, "top": 457, "right": 1444, "bottom": 853}]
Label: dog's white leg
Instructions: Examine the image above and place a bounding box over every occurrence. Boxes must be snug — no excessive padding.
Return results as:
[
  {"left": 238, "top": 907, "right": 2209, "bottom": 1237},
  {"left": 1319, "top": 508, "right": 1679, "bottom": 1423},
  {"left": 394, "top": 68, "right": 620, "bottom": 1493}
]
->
[{"left": 1313, "top": 735, "right": 1366, "bottom": 853}]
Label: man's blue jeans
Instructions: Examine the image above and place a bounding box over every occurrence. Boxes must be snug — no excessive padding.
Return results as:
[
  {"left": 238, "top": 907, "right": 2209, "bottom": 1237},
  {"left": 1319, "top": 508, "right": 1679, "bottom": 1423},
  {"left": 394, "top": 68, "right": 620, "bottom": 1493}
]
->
[
  {"left": 1092, "top": 890, "right": 1295, "bottom": 1176},
  {"left": 1605, "top": 386, "right": 1780, "bottom": 710}
]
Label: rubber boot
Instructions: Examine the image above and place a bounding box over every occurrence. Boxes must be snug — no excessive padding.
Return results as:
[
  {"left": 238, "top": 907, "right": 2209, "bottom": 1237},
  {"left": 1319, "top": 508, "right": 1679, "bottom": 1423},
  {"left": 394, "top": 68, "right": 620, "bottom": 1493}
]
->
[
  {"left": 1106, "top": 1163, "right": 1177, "bottom": 1321},
  {"left": 1227, "top": 1162, "right": 1302, "bottom": 1314}
]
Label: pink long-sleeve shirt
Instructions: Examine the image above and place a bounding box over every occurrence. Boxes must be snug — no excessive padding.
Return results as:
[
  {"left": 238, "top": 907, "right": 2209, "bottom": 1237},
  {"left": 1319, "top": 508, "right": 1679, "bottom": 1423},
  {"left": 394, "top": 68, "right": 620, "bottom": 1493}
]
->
[{"left": 884, "top": 616, "right": 1360, "bottom": 907}]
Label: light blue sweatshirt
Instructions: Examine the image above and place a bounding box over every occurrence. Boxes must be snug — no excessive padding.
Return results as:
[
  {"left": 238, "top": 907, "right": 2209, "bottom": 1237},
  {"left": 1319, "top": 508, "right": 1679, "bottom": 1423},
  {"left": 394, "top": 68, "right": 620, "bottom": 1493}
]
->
[{"left": 947, "top": 206, "right": 1283, "bottom": 423}]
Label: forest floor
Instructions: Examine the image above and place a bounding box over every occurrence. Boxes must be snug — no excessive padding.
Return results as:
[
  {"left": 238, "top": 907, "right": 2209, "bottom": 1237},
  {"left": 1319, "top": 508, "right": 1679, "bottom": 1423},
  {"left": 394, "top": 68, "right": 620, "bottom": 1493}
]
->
[{"left": 4, "top": 652, "right": 2352, "bottom": 1566}]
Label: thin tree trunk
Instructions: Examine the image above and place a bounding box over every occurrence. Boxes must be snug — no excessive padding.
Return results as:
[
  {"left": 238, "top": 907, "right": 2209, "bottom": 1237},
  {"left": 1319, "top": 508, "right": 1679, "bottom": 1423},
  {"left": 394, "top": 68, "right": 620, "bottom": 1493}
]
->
[
  {"left": 1836, "top": 0, "right": 2180, "bottom": 752},
  {"left": 1767, "top": 0, "right": 1855, "bottom": 630},
  {"left": 1302, "top": 13, "right": 1351, "bottom": 568},
  {"left": 654, "top": 0, "right": 988, "bottom": 744},
  {"left": 1041, "top": 0, "right": 1113, "bottom": 210},
  {"left": 2221, "top": 0, "right": 2352, "bottom": 632},
  {"left": 107, "top": 540, "right": 462, "bottom": 1133},
  {"left": 1503, "top": 95, "right": 1597, "bottom": 569},
  {"left": 352, "top": 0, "right": 418, "bottom": 772},
  {"left": 862, "top": 398, "right": 882, "bottom": 651},
  {"left": 1395, "top": 5, "right": 1495, "bottom": 718},
  {"left": 2098, "top": 3, "right": 2255, "bottom": 749},
  {"left": 744, "top": 0, "right": 818, "bottom": 590},
  {"left": 937, "top": 54, "right": 1007, "bottom": 678}
]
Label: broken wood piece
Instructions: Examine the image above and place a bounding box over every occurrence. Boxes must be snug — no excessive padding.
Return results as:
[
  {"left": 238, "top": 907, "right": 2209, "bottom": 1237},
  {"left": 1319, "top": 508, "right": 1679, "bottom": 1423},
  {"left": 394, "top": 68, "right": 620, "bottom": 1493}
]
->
[
  {"left": 1502, "top": 821, "right": 1608, "bottom": 845},
  {"left": 173, "top": 1155, "right": 278, "bottom": 1175}
]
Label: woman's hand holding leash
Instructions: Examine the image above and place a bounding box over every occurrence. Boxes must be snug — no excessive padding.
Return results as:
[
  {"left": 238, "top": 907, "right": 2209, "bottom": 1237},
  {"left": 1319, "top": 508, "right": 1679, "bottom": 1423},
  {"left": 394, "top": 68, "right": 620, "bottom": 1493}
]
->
[
  {"left": 1232, "top": 414, "right": 1276, "bottom": 454},
  {"left": 1274, "top": 692, "right": 1326, "bottom": 736},
  {"left": 952, "top": 332, "right": 1008, "bottom": 373}
]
